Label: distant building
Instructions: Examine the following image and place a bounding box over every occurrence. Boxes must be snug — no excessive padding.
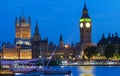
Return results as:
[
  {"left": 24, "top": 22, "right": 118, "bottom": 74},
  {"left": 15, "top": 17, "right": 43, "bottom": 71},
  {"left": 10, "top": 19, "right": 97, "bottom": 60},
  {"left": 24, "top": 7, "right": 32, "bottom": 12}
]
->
[
  {"left": 31, "top": 25, "right": 75, "bottom": 59},
  {"left": 46, "top": 35, "right": 75, "bottom": 59},
  {"left": 2, "top": 44, "right": 20, "bottom": 59},
  {"left": 59, "top": 34, "right": 64, "bottom": 48},
  {"left": 98, "top": 33, "right": 120, "bottom": 55},
  {"left": 75, "top": 3, "right": 93, "bottom": 58},
  {"left": 1, "top": 4, "right": 95, "bottom": 60},
  {"left": 1, "top": 16, "right": 32, "bottom": 59},
  {"left": 1, "top": 43, "right": 32, "bottom": 59},
  {"left": 20, "top": 49, "right": 32, "bottom": 59},
  {"left": 15, "top": 16, "right": 31, "bottom": 48},
  {"left": 31, "top": 22, "right": 48, "bottom": 59}
]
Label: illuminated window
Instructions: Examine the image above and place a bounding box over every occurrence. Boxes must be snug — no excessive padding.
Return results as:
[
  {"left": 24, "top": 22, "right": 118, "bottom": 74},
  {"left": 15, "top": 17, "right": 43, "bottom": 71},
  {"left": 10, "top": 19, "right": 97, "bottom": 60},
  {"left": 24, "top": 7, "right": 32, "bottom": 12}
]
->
[
  {"left": 19, "top": 40, "right": 23, "bottom": 44},
  {"left": 25, "top": 41, "right": 30, "bottom": 45}
]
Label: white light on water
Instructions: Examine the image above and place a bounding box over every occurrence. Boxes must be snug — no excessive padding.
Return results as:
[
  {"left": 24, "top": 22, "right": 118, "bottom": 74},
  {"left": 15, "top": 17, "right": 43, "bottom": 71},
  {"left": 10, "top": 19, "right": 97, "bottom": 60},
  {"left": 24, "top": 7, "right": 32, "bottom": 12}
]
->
[
  {"left": 15, "top": 73, "right": 23, "bottom": 75},
  {"left": 79, "top": 66, "right": 95, "bottom": 76},
  {"left": 80, "top": 74, "right": 94, "bottom": 76},
  {"left": 60, "top": 65, "right": 65, "bottom": 68},
  {"left": 80, "top": 66, "right": 94, "bottom": 73},
  {"left": 39, "top": 66, "right": 42, "bottom": 68}
]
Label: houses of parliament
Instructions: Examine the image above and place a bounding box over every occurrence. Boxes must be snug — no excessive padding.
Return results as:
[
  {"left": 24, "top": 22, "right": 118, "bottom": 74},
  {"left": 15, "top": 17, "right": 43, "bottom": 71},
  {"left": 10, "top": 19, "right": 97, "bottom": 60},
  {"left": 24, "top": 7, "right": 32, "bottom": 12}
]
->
[{"left": 0, "top": 4, "right": 93, "bottom": 59}]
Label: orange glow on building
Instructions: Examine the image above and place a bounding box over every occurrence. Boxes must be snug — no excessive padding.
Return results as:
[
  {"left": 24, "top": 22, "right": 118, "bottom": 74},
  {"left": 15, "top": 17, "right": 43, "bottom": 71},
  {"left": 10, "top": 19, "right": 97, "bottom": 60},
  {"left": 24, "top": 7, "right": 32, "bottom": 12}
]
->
[
  {"left": 15, "top": 17, "right": 31, "bottom": 39},
  {"left": 20, "top": 49, "right": 32, "bottom": 59},
  {"left": 1, "top": 44, "right": 32, "bottom": 59}
]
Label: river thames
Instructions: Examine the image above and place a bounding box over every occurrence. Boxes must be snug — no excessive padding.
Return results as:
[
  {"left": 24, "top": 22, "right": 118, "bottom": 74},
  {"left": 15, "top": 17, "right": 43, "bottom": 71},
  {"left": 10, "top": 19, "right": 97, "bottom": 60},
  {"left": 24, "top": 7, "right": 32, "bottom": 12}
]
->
[{"left": 15, "top": 66, "right": 120, "bottom": 76}]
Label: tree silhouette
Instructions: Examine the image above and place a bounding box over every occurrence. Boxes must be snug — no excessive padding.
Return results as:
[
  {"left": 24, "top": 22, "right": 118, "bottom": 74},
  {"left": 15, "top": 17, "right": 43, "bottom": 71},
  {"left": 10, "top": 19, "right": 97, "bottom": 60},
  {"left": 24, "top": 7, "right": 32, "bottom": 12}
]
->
[
  {"left": 118, "top": 45, "right": 120, "bottom": 56},
  {"left": 104, "top": 44, "right": 116, "bottom": 58},
  {"left": 84, "top": 46, "right": 98, "bottom": 59}
]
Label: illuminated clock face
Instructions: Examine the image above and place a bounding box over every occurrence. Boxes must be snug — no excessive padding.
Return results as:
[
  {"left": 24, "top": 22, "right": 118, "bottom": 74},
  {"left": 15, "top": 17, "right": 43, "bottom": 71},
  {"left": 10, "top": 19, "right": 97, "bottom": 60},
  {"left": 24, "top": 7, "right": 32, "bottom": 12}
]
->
[
  {"left": 80, "top": 23, "right": 83, "bottom": 28},
  {"left": 86, "top": 23, "right": 90, "bottom": 28}
]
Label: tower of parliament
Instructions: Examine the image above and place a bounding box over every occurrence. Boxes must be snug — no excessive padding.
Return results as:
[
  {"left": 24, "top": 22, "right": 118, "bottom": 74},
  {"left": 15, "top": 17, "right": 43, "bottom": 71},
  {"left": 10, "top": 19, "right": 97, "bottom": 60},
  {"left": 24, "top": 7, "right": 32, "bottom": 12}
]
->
[
  {"left": 15, "top": 16, "right": 31, "bottom": 47},
  {"left": 79, "top": 3, "right": 92, "bottom": 51}
]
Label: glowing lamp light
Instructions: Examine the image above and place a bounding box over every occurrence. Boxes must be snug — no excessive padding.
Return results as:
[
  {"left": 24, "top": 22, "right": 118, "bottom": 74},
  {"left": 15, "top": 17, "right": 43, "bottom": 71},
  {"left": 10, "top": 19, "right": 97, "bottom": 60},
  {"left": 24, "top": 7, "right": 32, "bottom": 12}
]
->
[
  {"left": 39, "top": 56, "right": 41, "bottom": 58},
  {"left": 61, "top": 56, "right": 63, "bottom": 58},
  {"left": 65, "top": 45, "right": 69, "bottom": 48},
  {"left": 48, "top": 56, "right": 52, "bottom": 59},
  {"left": 19, "top": 40, "right": 23, "bottom": 44},
  {"left": 25, "top": 41, "right": 30, "bottom": 45},
  {"left": 69, "top": 56, "right": 71, "bottom": 59}
]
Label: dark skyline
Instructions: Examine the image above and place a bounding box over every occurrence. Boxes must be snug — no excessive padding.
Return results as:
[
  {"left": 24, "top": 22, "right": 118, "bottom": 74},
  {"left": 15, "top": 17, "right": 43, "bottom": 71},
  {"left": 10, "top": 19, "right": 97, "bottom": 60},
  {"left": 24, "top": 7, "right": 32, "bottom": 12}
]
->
[{"left": 0, "top": 0, "right": 120, "bottom": 45}]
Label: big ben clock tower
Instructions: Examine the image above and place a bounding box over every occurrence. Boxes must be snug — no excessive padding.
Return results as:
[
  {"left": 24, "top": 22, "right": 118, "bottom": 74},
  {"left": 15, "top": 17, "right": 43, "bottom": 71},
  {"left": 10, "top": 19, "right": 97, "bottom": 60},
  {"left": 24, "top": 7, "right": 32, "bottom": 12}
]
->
[{"left": 80, "top": 3, "right": 92, "bottom": 51}]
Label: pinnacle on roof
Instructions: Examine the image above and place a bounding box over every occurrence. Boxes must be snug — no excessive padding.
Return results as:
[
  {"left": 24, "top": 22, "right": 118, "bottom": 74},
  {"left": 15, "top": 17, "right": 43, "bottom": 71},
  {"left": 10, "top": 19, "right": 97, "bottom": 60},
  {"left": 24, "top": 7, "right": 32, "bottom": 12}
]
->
[
  {"left": 59, "top": 34, "right": 63, "bottom": 42},
  {"left": 32, "top": 21, "right": 41, "bottom": 41},
  {"left": 34, "top": 21, "right": 40, "bottom": 36},
  {"left": 81, "top": 3, "right": 90, "bottom": 18}
]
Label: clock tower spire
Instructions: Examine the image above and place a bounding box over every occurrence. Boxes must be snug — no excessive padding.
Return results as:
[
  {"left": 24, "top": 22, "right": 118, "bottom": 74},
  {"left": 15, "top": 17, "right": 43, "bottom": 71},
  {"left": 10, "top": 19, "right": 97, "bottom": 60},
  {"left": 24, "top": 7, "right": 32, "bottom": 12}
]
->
[{"left": 79, "top": 3, "right": 92, "bottom": 51}]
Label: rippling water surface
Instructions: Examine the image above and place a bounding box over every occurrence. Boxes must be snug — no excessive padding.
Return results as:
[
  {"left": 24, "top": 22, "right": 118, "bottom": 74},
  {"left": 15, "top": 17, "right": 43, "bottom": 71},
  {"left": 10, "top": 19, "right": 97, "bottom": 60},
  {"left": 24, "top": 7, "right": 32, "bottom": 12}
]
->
[{"left": 15, "top": 66, "right": 120, "bottom": 76}]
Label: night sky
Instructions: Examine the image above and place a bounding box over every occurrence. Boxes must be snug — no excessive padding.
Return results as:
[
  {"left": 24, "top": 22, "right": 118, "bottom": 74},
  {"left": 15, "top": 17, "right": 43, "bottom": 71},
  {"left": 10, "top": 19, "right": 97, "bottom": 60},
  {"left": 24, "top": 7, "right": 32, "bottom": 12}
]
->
[{"left": 0, "top": 0, "right": 120, "bottom": 45}]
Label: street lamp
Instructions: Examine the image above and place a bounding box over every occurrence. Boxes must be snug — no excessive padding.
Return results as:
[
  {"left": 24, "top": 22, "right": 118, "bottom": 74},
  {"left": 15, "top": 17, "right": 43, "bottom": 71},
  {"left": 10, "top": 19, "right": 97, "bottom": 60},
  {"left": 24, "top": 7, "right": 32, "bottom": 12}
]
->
[
  {"left": 69, "top": 56, "right": 71, "bottom": 59},
  {"left": 65, "top": 45, "right": 69, "bottom": 48},
  {"left": 39, "top": 55, "right": 41, "bottom": 58},
  {"left": 61, "top": 56, "right": 63, "bottom": 59}
]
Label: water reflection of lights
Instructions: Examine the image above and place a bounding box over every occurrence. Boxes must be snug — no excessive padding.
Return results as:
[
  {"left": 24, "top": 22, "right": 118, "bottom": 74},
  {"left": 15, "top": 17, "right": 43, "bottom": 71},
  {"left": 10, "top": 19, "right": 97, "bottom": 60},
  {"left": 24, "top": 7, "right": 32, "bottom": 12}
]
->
[
  {"left": 60, "top": 65, "right": 65, "bottom": 68},
  {"left": 15, "top": 73, "right": 23, "bottom": 75},
  {"left": 65, "top": 74, "right": 71, "bottom": 76},
  {"left": 81, "top": 74, "right": 94, "bottom": 76},
  {"left": 79, "top": 66, "right": 94, "bottom": 76}
]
